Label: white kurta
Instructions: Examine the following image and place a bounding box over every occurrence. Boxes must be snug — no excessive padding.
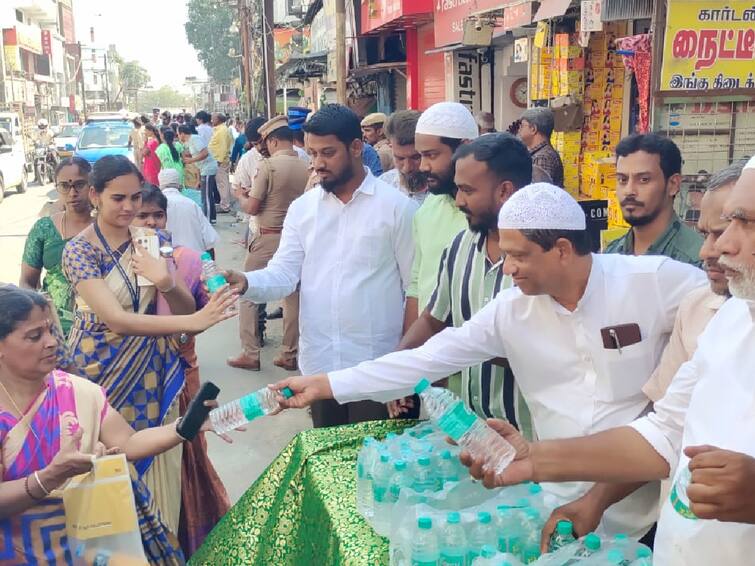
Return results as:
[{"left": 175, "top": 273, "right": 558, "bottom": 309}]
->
[
  {"left": 329, "top": 253, "right": 706, "bottom": 537},
  {"left": 630, "top": 297, "right": 755, "bottom": 565}
]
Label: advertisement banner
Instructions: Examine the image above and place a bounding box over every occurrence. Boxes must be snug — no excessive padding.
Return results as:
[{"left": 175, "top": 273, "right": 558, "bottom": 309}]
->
[
  {"left": 453, "top": 50, "right": 480, "bottom": 113},
  {"left": 41, "top": 29, "right": 52, "bottom": 56},
  {"left": 660, "top": 1, "right": 755, "bottom": 91}
]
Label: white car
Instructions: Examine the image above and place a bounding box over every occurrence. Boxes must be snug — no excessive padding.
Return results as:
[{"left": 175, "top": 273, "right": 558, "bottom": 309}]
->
[
  {"left": 0, "top": 127, "right": 27, "bottom": 204},
  {"left": 54, "top": 122, "right": 82, "bottom": 158}
]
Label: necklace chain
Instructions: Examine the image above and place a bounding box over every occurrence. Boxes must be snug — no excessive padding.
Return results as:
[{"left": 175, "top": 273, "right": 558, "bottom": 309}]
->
[{"left": 0, "top": 378, "right": 45, "bottom": 445}]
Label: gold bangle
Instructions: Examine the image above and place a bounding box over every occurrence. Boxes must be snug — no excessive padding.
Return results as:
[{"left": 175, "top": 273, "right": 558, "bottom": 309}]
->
[
  {"left": 33, "top": 471, "right": 51, "bottom": 497},
  {"left": 24, "top": 475, "right": 44, "bottom": 501}
]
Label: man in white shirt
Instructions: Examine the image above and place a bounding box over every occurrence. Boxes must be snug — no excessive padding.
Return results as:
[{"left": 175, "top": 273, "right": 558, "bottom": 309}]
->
[
  {"left": 274, "top": 183, "right": 706, "bottom": 536},
  {"left": 157, "top": 169, "right": 218, "bottom": 254},
  {"left": 458, "top": 160, "right": 755, "bottom": 566},
  {"left": 223, "top": 103, "right": 418, "bottom": 427}
]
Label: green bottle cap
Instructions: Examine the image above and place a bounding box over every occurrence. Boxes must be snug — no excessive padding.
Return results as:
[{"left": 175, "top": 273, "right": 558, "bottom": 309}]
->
[
  {"left": 200, "top": 251, "right": 212, "bottom": 261},
  {"left": 394, "top": 460, "right": 407, "bottom": 471},
  {"left": 281, "top": 387, "right": 294, "bottom": 399},
  {"left": 414, "top": 378, "right": 430, "bottom": 394},
  {"left": 637, "top": 547, "right": 652, "bottom": 558},
  {"left": 478, "top": 511, "right": 492, "bottom": 524},
  {"left": 441, "top": 450, "right": 452, "bottom": 460},
  {"left": 614, "top": 533, "right": 628, "bottom": 542},
  {"left": 556, "top": 520, "right": 573, "bottom": 535},
  {"left": 418, "top": 516, "right": 432, "bottom": 529},
  {"left": 528, "top": 483, "right": 543, "bottom": 494},
  {"left": 418, "top": 456, "right": 431, "bottom": 466},
  {"left": 584, "top": 533, "right": 601, "bottom": 551},
  {"left": 380, "top": 453, "right": 390, "bottom": 463},
  {"left": 447, "top": 511, "right": 461, "bottom": 524},
  {"left": 481, "top": 545, "right": 496, "bottom": 558}
]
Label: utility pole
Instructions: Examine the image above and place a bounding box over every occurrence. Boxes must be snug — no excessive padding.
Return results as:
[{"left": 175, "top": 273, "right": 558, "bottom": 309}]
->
[
  {"left": 261, "top": 0, "right": 276, "bottom": 117},
  {"left": 78, "top": 42, "right": 87, "bottom": 118},
  {"left": 335, "top": 0, "right": 346, "bottom": 104},
  {"left": 103, "top": 52, "right": 111, "bottom": 111},
  {"left": 239, "top": 0, "right": 253, "bottom": 116}
]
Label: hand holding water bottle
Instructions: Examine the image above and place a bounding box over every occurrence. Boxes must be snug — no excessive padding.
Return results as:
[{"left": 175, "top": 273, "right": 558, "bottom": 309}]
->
[{"left": 458, "top": 418, "right": 534, "bottom": 488}]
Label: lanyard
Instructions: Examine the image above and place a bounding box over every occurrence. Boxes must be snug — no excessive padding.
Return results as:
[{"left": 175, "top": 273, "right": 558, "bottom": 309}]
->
[{"left": 93, "top": 221, "right": 141, "bottom": 313}]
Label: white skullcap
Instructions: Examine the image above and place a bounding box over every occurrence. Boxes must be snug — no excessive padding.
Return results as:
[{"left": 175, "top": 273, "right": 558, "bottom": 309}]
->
[
  {"left": 745, "top": 155, "right": 755, "bottom": 170},
  {"left": 416, "top": 102, "right": 479, "bottom": 140},
  {"left": 498, "top": 182, "right": 586, "bottom": 231},
  {"left": 158, "top": 168, "right": 181, "bottom": 188}
]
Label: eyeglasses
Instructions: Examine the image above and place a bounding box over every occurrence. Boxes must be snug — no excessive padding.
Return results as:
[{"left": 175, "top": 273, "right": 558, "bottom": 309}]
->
[{"left": 56, "top": 180, "right": 88, "bottom": 193}]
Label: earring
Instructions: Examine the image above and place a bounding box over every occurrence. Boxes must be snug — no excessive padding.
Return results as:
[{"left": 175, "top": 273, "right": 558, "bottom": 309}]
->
[{"left": 90, "top": 205, "right": 98, "bottom": 218}]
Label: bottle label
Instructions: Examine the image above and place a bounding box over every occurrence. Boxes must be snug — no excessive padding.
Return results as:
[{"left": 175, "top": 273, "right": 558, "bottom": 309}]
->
[
  {"left": 240, "top": 394, "right": 264, "bottom": 421},
  {"left": 670, "top": 466, "right": 697, "bottom": 520},
  {"left": 411, "top": 556, "right": 439, "bottom": 566},
  {"left": 437, "top": 401, "right": 476, "bottom": 441},
  {"left": 206, "top": 273, "right": 227, "bottom": 293},
  {"left": 440, "top": 549, "right": 465, "bottom": 565}
]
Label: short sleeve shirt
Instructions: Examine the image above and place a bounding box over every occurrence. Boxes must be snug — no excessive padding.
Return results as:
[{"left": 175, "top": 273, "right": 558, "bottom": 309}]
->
[
  {"left": 251, "top": 149, "right": 310, "bottom": 229},
  {"left": 188, "top": 134, "right": 217, "bottom": 176}
]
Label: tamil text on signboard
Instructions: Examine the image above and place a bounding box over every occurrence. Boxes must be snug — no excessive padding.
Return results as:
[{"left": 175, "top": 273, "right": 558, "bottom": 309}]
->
[{"left": 660, "top": 1, "right": 755, "bottom": 91}]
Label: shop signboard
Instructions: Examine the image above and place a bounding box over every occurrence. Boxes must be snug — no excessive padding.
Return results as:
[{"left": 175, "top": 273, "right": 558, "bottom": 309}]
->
[
  {"left": 503, "top": 3, "right": 532, "bottom": 30},
  {"left": 433, "top": 0, "right": 508, "bottom": 47},
  {"left": 41, "top": 30, "right": 52, "bottom": 56},
  {"left": 454, "top": 50, "right": 481, "bottom": 113},
  {"left": 3, "top": 23, "right": 43, "bottom": 54},
  {"left": 660, "top": 1, "right": 755, "bottom": 91},
  {"left": 581, "top": 0, "right": 603, "bottom": 32}
]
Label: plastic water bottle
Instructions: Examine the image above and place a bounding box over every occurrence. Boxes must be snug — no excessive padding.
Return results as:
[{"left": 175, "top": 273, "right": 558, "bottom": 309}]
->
[
  {"left": 437, "top": 449, "right": 461, "bottom": 488},
  {"left": 468, "top": 511, "right": 496, "bottom": 563},
  {"left": 411, "top": 516, "right": 440, "bottom": 566},
  {"left": 413, "top": 455, "right": 437, "bottom": 493},
  {"left": 356, "top": 437, "right": 378, "bottom": 517},
  {"left": 372, "top": 452, "right": 393, "bottom": 533},
  {"left": 209, "top": 386, "right": 293, "bottom": 434},
  {"left": 629, "top": 546, "right": 653, "bottom": 565},
  {"left": 606, "top": 549, "right": 629, "bottom": 565},
  {"left": 548, "top": 519, "right": 576, "bottom": 552},
  {"left": 388, "top": 460, "right": 412, "bottom": 503},
  {"left": 475, "top": 545, "right": 498, "bottom": 565},
  {"left": 439, "top": 511, "right": 467, "bottom": 566},
  {"left": 575, "top": 533, "right": 601, "bottom": 557},
  {"left": 414, "top": 379, "right": 515, "bottom": 475},
  {"left": 200, "top": 252, "right": 237, "bottom": 313},
  {"left": 496, "top": 506, "right": 522, "bottom": 556},
  {"left": 519, "top": 508, "right": 542, "bottom": 563}
]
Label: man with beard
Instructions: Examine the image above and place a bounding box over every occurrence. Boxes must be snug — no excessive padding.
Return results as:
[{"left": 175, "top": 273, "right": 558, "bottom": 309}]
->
[
  {"left": 406, "top": 102, "right": 478, "bottom": 326},
  {"left": 538, "top": 160, "right": 745, "bottom": 551},
  {"left": 459, "top": 157, "right": 755, "bottom": 566},
  {"left": 387, "top": 134, "right": 534, "bottom": 440},
  {"left": 221, "top": 104, "right": 418, "bottom": 427},
  {"left": 605, "top": 133, "right": 703, "bottom": 266},
  {"left": 379, "top": 110, "right": 429, "bottom": 206}
]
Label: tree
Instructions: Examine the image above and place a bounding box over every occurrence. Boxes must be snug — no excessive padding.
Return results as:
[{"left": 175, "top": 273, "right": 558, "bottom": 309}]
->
[
  {"left": 136, "top": 86, "right": 192, "bottom": 114},
  {"left": 109, "top": 51, "right": 151, "bottom": 110},
  {"left": 185, "top": 0, "right": 241, "bottom": 82}
]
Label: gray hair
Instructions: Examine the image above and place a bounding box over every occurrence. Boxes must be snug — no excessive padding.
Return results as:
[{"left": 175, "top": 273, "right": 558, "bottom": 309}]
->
[
  {"left": 521, "top": 107, "right": 554, "bottom": 138},
  {"left": 706, "top": 159, "right": 748, "bottom": 192},
  {"left": 384, "top": 110, "right": 421, "bottom": 146},
  {"left": 475, "top": 111, "right": 495, "bottom": 131}
]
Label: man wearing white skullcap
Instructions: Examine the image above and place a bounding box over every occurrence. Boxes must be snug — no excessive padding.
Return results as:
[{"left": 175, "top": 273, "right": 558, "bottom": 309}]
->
[
  {"left": 404, "top": 102, "right": 478, "bottom": 335},
  {"left": 275, "top": 182, "right": 706, "bottom": 541},
  {"left": 456, "top": 158, "right": 755, "bottom": 566}
]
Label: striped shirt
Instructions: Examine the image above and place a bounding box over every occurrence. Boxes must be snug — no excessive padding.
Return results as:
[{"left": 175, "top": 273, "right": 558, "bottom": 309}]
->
[{"left": 427, "top": 229, "right": 533, "bottom": 440}]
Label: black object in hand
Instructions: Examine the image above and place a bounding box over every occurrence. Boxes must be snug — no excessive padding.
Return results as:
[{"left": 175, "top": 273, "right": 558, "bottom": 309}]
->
[{"left": 177, "top": 381, "right": 220, "bottom": 441}]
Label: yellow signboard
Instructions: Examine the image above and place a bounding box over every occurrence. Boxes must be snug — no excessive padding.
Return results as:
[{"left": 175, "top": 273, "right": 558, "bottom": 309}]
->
[{"left": 660, "top": 1, "right": 755, "bottom": 91}]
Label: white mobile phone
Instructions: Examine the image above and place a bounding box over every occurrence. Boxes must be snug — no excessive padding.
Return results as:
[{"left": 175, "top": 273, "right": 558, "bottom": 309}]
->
[{"left": 132, "top": 228, "right": 160, "bottom": 287}]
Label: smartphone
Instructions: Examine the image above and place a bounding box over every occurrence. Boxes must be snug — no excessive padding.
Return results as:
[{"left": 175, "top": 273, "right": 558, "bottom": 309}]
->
[
  {"left": 177, "top": 381, "right": 221, "bottom": 441},
  {"left": 132, "top": 227, "right": 160, "bottom": 287}
]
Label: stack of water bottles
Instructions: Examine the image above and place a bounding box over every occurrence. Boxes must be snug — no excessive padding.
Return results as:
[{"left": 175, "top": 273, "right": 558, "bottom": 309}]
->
[{"left": 356, "top": 421, "right": 468, "bottom": 537}]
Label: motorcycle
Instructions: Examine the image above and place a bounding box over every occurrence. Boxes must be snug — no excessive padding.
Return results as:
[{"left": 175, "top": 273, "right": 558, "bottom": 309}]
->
[{"left": 33, "top": 142, "right": 58, "bottom": 185}]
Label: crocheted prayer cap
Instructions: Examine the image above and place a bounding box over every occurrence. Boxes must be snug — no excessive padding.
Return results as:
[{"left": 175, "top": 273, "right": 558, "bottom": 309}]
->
[
  {"left": 498, "top": 182, "right": 586, "bottom": 231},
  {"left": 415, "top": 102, "right": 479, "bottom": 140}
]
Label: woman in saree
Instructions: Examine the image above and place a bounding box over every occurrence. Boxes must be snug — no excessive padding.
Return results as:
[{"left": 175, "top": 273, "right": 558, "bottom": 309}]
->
[
  {"left": 19, "top": 158, "right": 93, "bottom": 336},
  {"left": 134, "top": 185, "right": 231, "bottom": 557},
  {"left": 0, "top": 285, "right": 232, "bottom": 564},
  {"left": 61, "top": 155, "right": 236, "bottom": 540}
]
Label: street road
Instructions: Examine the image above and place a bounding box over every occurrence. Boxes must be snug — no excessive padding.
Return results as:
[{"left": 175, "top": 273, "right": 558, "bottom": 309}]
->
[{"left": 0, "top": 183, "right": 311, "bottom": 503}]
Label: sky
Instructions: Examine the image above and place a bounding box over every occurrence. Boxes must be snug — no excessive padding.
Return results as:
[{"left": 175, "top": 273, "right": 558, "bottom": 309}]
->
[{"left": 73, "top": 0, "right": 207, "bottom": 92}]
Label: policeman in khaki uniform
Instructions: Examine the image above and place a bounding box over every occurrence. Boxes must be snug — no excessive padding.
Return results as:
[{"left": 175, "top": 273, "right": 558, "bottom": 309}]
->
[
  {"left": 361, "top": 112, "right": 394, "bottom": 173},
  {"left": 229, "top": 115, "right": 310, "bottom": 372}
]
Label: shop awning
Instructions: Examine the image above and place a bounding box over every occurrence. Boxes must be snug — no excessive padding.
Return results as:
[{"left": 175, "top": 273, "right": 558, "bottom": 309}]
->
[
  {"left": 276, "top": 50, "right": 328, "bottom": 79},
  {"left": 601, "top": 0, "right": 653, "bottom": 21},
  {"left": 533, "top": 0, "right": 572, "bottom": 21},
  {"left": 350, "top": 61, "right": 407, "bottom": 78}
]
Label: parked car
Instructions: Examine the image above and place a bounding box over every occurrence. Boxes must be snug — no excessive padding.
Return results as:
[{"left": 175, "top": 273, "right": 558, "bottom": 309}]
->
[
  {"left": 74, "top": 118, "right": 134, "bottom": 165},
  {"left": 0, "top": 128, "right": 28, "bottom": 204},
  {"left": 54, "top": 122, "right": 82, "bottom": 158}
]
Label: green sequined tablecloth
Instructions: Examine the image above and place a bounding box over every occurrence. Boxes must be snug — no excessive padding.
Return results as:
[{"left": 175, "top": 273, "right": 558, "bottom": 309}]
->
[{"left": 190, "top": 420, "right": 414, "bottom": 566}]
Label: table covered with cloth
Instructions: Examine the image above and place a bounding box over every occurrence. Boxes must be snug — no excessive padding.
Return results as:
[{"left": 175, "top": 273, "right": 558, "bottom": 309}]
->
[{"left": 190, "top": 419, "right": 414, "bottom": 566}]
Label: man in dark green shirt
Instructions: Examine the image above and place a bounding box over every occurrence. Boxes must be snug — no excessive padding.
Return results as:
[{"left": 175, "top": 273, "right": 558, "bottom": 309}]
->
[{"left": 604, "top": 133, "right": 703, "bottom": 266}]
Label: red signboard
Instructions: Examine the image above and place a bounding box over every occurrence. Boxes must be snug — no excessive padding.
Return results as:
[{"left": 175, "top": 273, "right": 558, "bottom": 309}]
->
[
  {"left": 41, "top": 29, "right": 51, "bottom": 55},
  {"left": 503, "top": 2, "right": 532, "bottom": 30},
  {"left": 361, "top": 0, "right": 433, "bottom": 34},
  {"left": 60, "top": 4, "right": 76, "bottom": 43},
  {"left": 433, "top": 0, "right": 510, "bottom": 47}
]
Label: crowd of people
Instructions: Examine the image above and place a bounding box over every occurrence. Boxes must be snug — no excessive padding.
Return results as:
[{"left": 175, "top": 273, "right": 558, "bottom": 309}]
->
[{"left": 1, "top": 96, "right": 754, "bottom": 566}]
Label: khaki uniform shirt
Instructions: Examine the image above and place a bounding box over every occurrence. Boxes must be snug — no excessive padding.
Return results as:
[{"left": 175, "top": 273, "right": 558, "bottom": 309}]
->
[
  {"left": 374, "top": 138, "right": 394, "bottom": 173},
  {"left": 251, "top": 148, "right": 309, "bottom": 229}
]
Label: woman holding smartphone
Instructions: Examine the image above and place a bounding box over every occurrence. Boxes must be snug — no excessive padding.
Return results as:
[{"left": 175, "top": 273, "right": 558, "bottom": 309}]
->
[{"left": 62, "top": 155, "right": 236, "bottom": 538}]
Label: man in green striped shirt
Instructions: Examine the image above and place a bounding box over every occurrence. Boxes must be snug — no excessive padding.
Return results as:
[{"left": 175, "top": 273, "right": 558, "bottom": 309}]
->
[{"left": 392, "top": 133, "right": 535, "bottom": 440}]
